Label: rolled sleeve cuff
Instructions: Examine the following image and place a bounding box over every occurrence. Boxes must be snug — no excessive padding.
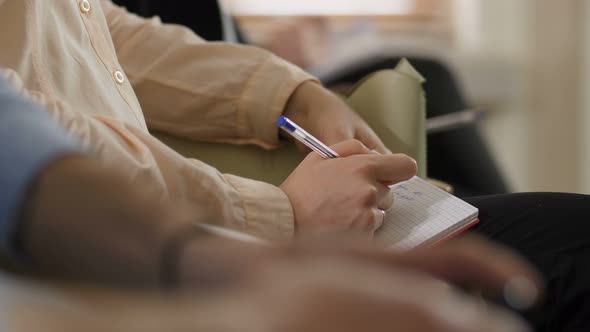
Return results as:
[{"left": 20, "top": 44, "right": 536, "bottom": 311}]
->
[
  {"left": 238, "top": 55, "right": 318, "bottom": 150},
  {"left": 224, "top": 174, "right": 295, "bottom": 242},
  {"left": 0, "top": 109, "right": 82, "bottom": 261}
]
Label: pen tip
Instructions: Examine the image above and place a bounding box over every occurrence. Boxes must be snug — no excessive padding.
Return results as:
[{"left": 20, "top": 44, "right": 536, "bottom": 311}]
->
[{"left": 277, "top": 116, "right": 287, "bottom": 127}]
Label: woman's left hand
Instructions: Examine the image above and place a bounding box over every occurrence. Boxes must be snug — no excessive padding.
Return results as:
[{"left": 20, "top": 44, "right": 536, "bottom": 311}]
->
[{"left": 283, "top": 81, "right": 392, "bottom": 155}]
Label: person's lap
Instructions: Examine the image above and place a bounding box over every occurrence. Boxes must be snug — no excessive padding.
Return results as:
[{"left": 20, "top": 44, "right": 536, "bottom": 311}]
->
[{"left": 467, "top": 193, "right": 590, "bottom": 332}]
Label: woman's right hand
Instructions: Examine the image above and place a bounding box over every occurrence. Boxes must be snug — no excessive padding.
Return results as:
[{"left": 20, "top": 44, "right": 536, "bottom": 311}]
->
[{"left": 280, "top": 139, "right": 417, "bottom": 236}]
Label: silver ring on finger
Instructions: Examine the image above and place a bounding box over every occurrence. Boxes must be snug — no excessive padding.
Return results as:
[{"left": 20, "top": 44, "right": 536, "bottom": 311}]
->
[{"left": 374, "top": 209, "right": 386, "bottom": 231}]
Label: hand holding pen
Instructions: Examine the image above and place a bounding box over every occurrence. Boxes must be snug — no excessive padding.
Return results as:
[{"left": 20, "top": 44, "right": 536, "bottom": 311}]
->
[{"left": 277, "top": 116, "right": 417, "bottom": 236}]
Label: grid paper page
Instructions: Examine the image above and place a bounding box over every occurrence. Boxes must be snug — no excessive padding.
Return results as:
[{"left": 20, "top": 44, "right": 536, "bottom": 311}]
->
[{"left": 375, "top": 177, "right": 478, "bottom": 251}]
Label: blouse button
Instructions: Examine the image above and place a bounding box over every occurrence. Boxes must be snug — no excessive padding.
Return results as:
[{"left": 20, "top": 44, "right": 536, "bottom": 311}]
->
[
  {"left": 114, "top": 70, "right": 126, "bottom": 84},
  {"left": 79, "top": 0, "right": 91, "bottom": 13}
]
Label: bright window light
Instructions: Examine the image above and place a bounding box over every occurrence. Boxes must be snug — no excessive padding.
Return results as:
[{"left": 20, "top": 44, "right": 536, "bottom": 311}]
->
[{"left": 222, "top": 0, "right": 416, "bottom": 16}]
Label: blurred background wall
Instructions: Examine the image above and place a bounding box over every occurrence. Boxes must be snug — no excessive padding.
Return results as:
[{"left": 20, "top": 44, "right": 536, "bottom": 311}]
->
[{"left": 223, "top": 0, "right": 590, "bottom": 193}]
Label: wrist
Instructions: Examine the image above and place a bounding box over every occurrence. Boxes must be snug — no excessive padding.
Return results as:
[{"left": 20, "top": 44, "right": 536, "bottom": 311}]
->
[
  {"left": 278, "top": 184, "right": 300, "bottom": 235},
  {"left": 284, "top": 81, "right": 325, "bottom": 122},
  {"left": 174, "top": 230, "right": 274, "bottom": 290}
]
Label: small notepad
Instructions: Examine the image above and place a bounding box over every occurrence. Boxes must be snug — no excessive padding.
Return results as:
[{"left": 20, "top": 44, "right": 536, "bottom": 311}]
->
[{"left": 375, "top": 177, "right": 479, "bottom": 251}]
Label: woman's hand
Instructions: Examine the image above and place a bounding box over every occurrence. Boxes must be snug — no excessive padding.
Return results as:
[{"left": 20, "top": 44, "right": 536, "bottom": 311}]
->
[
  {"left": 284, "top": 81, "right": 392, "bottom": 154},
  {"left": 280, "top": 140, "right": 416, "bottom": 236}
]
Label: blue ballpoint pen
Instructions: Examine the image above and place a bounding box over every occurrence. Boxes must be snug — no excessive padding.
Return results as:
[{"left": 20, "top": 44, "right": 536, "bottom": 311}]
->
[{"left": 277, "top": 116, "right": 340, "bottom": 159}]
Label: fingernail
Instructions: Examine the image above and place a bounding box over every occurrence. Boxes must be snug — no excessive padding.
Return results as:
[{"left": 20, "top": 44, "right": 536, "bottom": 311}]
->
[
  {"left": 503, "top": 277, "right": 539, "bottom": 310},
  {"left": 371, "top": 149, "right": 381, "bottom": 155}
]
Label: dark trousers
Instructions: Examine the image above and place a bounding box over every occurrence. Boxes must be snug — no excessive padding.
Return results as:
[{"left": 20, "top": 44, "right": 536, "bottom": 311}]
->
[{"left": 468, "top": 193, "right": 590, "bottom": 331}]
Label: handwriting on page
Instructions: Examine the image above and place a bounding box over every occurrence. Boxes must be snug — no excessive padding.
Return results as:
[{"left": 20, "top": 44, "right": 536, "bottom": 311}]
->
[
  {"left": 394, "top": 184, "right": 425, "bottom": 201},
  {"left": 374, "top": 177, "right": 478, "bottom": 251}
]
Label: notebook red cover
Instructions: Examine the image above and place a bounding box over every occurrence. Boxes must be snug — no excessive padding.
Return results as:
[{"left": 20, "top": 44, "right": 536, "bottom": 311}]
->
[{"left": 431, "top": 219, "right": 480, "bottom": 246}]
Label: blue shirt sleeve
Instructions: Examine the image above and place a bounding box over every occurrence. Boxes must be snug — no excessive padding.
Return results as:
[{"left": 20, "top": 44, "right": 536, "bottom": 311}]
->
[{"left": 0, "top": 78, "right": 81, "bottom": 261}]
